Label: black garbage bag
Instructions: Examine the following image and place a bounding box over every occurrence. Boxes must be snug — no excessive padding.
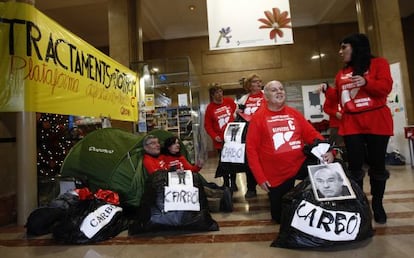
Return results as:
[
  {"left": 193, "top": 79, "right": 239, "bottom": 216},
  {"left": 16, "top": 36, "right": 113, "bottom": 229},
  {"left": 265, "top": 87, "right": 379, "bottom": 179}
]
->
[
  {"left": 272, "top": 177, "right": 373, "bottom": 249},
  {"left": 53, "top": 198, "right": 126, "bottom": 244},
  {"left": 385, "top": 151, "right": 406, "bottom": 165},
  {"left": 26, "top": 207, "right": 66, "bottom": 236},
  {"left": 25, "top": 192, "right": 80, "bottom": 236},
  {"left": 129, "top": 171, "right": 219, "bottom": 234},
  {"left": 203, "top": 182, "right": 233, "bottom": 212}
]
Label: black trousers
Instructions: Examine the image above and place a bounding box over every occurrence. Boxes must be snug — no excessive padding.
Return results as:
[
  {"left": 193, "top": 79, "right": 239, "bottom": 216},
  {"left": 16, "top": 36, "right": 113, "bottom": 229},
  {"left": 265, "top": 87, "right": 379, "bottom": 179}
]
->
[
  {"left": 268, "top": 177, "right": 296, "bottom": 223},
  {"left": 245, "top": 167, "right": 257, "bottom": 191},
  {"left": 344, "top": 134, "right": 390, "bottom": 181}
]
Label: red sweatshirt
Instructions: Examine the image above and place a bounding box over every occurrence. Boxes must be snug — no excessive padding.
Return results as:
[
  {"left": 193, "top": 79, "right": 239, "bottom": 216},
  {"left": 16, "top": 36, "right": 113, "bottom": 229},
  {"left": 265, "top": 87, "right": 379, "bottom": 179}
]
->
[
  {"left": 237, "top": 91, "right": 266, "bottom": 122},
  {"left": 163, "top": 154, "right": 201, "bottom": 172},
  {"left": 335, "top": 57, "right": 393, "bottom": 136},
  {"left": 143, "top": 154, "right": 167, "bottom": 175},
  {"left": 204, "top": 97, "right": 237, "bottom": 149},
  {"left": 323, "top": 87, "right": 342, "bottom": 128},
  {"left": 246, "top": 105, "right": 324, "bottom": 187}
]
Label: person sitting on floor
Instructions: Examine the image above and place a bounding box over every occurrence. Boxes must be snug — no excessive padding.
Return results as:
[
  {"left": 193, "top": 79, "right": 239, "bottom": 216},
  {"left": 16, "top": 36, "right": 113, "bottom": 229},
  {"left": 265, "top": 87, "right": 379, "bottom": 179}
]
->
[
  {"left": 142, "top": 135, "right": 167, "bottom": 174},
  {"left": 162, "top": 136, "right": 203, "bottom": 172}
]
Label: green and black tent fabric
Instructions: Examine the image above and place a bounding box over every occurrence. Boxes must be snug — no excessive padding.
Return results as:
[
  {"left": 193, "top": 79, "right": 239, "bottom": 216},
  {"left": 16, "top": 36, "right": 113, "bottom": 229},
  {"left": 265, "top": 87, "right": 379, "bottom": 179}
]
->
[
  {"left": 60, "top": 128, "right": 147, "bottom": 207},
  {"left": 60, "top": 128, "right": 192, "bottom": 207}
]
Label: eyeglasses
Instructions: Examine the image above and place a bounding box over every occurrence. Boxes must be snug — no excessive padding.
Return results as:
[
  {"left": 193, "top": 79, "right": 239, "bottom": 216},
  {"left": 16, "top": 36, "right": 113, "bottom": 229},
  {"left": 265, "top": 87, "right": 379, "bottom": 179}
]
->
[{"left": 145, "top": 141, "right": 159, "bottom": 146}]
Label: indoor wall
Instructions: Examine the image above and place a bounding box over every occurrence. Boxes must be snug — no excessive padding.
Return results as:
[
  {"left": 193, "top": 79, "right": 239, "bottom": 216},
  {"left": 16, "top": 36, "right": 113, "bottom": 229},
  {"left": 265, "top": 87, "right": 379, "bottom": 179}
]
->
[
  {"left": 402, "top": 14, "right": 414, "bottom": 102},
  {"left": 143, "top": 22, "right": 359, "bottom": 153},
  {"left": 0, "top": 113, "right": 17, "bottom": 225},
  {"left": 143, "top": 22, "right": 358, "bottom": 113},
  {"left": 1, "top": 15, "right": 413, "bottom": 226}
]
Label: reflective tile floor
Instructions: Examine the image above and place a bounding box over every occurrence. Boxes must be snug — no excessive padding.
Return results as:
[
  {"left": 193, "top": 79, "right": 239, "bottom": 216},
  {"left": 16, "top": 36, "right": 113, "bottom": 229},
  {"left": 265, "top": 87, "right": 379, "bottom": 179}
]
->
[{"left": 1, "top": 158, "right": 414, "bottom": 258}]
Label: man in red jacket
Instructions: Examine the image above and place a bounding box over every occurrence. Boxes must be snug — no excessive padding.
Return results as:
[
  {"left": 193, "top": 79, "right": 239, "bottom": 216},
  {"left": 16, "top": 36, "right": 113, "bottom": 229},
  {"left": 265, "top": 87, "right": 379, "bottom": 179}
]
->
[
  {"left": 204, "top": 84, "right": 237, "bottom": 191},
  {"left": 142, "top": 135, "right": 167, "bottom": 174},
  {"left": 246, "top": 80, "right": 334, "bottom": 223}
]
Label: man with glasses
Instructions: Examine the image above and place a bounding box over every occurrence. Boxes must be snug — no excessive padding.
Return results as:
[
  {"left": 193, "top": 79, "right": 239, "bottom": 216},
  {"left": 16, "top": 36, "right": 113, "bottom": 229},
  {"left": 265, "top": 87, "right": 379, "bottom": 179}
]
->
[{"left": 142, "top": 135, "right": 167, "bottom": 174}]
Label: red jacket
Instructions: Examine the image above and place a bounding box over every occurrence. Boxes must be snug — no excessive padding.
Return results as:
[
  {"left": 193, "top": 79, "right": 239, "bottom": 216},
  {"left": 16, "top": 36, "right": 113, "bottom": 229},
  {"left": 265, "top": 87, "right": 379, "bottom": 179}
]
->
[
  {"left": 323, "top": 87, "right": 342, "bottom": 128},
  {"left": 246, "top": 105, "right": 324, "bottom": 187},
  {"left": 334, "top": 57, "right": 393, "bottom": 136},
  {"left": 204, "top": 97, "right": 236, "bottom": 150},
  {"left": 143, "top": 154, "right": 167, "bottom": 175},
  {"left": 237, "top": 91, "right": 266, "bottom": 122},
  {"left": 163, "top": 154, "right": 201, "bottom": 172}
]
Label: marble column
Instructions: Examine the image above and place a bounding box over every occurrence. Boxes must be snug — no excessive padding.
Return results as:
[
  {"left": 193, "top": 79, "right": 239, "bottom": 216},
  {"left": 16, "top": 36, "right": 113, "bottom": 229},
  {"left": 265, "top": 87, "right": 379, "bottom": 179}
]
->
[
  {"left": 356, "top": 0, "right": 413, "bottom": 123},
  {"left": 108, "top": 0, "right": 143, "bottom": 66},
  {"left": 11, "top": 0, "right": 38, "bottom": 225},
  {"left": 108, "top": 0, "right": 143, "bottom": 131}
]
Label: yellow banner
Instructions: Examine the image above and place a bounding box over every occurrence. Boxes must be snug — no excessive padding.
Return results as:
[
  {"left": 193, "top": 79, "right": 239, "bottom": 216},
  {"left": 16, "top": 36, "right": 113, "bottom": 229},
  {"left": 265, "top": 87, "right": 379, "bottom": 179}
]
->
[{"left": 0, "top": 2, "right": 138, "bottom": 122}]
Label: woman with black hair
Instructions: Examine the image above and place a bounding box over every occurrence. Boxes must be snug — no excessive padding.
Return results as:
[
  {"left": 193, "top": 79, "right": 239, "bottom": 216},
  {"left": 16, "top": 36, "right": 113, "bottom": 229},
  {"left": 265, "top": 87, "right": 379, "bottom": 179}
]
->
[
  {"left": 327, "top": 33, "right": 393, "bottom": 224},
  {"left": 162, "top": 136, "right": 203, "bottom": 173}
]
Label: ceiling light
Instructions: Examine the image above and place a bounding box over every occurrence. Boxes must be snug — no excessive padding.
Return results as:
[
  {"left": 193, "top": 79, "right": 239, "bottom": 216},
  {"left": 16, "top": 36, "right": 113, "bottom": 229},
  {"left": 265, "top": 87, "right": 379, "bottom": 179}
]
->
[
  {"left": 311, "top": 53, "right": 326, "bottom": 60},
  {"left": 188, "top": 5, "right": 196, "bottom": 11}
]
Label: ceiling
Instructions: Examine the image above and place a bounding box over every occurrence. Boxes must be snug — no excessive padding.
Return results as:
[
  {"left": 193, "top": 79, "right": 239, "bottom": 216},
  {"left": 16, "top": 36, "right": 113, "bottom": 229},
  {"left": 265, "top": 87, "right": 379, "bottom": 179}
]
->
[{"left": 35, "top": 0, "right": 414, "bottom": 48}]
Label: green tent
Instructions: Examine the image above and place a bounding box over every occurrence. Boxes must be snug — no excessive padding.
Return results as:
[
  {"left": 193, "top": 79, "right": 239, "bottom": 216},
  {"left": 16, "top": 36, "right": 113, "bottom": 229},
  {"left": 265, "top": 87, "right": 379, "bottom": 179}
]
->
[
  {"left": 60, "top": 128, "right": 147, "bottom": 207},
  {"left": 60, "top": 128, "right": 190, "bottom": 207}
]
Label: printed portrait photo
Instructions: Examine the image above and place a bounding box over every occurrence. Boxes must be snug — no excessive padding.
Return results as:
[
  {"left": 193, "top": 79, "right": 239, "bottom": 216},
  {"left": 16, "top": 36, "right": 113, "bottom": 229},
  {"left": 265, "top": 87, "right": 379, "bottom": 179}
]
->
[{"left": 308, "top": 163, "right": 356, "bottom": 201}]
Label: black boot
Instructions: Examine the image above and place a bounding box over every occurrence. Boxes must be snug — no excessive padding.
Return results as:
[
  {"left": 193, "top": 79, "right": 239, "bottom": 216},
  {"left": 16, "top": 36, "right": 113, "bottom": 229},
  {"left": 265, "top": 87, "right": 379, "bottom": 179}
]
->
[
  {"left": 222, "top": 174, "right": 230, "bottom": 188},
  {"left": 370, "top": 179, "right": 387, "bottom": 224},
  {"left": 349, "top": 170, "right": 365, "bottom": 191},
  {"left": 230, "top": 173, "right": 238, "bottom": 192}
]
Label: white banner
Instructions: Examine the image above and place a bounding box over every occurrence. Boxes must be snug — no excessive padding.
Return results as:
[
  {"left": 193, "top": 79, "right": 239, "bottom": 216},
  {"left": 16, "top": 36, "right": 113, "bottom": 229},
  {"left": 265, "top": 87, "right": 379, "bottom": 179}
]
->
[
  {"left": 291, "top": 200, "right": 361, "bottom": 241},
  {"left": 80, "top": 204, "right": 123, "bottom": 239},
  {"left": 207, "top": 0, "right": 293, "bottom": 50},
  {"left": 164, "top": 186, "right": 200, "bottom": 212},
  {"left": 221, "top": 142, "right": 246, "bottom": 163}
]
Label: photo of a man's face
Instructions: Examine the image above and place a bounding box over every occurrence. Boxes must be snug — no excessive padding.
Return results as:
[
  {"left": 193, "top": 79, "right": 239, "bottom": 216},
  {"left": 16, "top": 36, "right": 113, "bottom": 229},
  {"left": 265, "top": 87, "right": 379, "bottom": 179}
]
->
[
  {"left": 308, "top": 163, "right": 356, "bottom": 201},
  {"left": 314, "top": 168, "right": 344, "bottom": 198}
]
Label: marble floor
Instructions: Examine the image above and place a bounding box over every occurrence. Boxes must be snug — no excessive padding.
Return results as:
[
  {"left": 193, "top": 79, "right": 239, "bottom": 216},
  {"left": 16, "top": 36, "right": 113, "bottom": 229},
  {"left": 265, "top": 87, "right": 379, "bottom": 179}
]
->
[{"left": 1, "top": 158, "right": 414, "bottom": 258}]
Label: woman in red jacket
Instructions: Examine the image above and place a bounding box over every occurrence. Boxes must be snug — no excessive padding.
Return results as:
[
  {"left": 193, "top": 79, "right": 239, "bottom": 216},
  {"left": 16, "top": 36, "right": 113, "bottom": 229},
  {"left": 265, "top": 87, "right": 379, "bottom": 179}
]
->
[
  {"left": 330, "top": 33, "right": 393, "bottom": 224},
  {"left": 204, "top": 84, "right": 237, "bottom": 190},
  {"left": 162, "top": 136, "right": 202, "bottom": 172}
]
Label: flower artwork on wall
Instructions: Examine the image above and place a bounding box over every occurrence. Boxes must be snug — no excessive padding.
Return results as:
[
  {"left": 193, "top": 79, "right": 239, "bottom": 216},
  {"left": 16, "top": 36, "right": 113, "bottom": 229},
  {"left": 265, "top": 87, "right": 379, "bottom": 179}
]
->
[
  {"left": 215, "top": 27, "right": 232, "bottom": 48},
  {"left": 258, "top": 7, "right": 292, "bottom": 42},
  {"left": 206, "top": 0, "right": 293, "bottom": 50}
]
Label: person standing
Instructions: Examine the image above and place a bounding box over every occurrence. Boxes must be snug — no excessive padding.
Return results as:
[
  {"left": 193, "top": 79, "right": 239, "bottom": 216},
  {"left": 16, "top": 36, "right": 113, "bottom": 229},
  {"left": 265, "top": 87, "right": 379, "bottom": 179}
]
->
[
  {"left": 328, "top": 33, "right": 393, "bottom": 224},
  {"left": 246, "top": 80, "right": 334, "bottom": 223},
  {"left": 319, "top": 82, "right": 345, "bottom": 157},
  {"left": 204, "top": 84, "right": 237, "bottom": 191},
  {"left": 237, "top": 74, "right": 266, "bottom": 198}
]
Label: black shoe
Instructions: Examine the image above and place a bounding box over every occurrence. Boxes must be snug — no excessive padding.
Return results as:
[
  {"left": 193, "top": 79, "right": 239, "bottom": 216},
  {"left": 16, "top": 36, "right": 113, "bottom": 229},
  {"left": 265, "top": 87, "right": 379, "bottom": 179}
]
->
[{"left": 244, "top": 190, "right": 257, "bottom": 199}]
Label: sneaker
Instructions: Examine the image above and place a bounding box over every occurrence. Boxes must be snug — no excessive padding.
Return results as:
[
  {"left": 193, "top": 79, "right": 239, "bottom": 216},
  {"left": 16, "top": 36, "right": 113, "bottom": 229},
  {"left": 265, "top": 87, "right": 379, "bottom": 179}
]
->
[{"left": 244, "top": 190, "right": 257, "bottom": 199}]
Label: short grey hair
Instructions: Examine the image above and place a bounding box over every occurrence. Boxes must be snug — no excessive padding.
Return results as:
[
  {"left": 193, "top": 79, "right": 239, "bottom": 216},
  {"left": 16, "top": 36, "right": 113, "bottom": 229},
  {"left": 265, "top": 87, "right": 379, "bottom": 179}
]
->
[{"left": 143, "top": 134, "right": 158, "bottom": 147}]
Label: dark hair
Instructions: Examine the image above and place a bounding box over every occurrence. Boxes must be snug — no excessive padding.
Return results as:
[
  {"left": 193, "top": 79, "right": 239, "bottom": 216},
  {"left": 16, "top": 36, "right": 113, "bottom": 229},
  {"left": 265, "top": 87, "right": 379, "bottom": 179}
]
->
[
  {"left": 208, "top": 84, "right": 223, "bottom": 97},
  {"left": 162, "top": 136, "right": 181, "bottom": 156},
  {"left": 340, "top": 33, "right": 374, "bottom": 76}
]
